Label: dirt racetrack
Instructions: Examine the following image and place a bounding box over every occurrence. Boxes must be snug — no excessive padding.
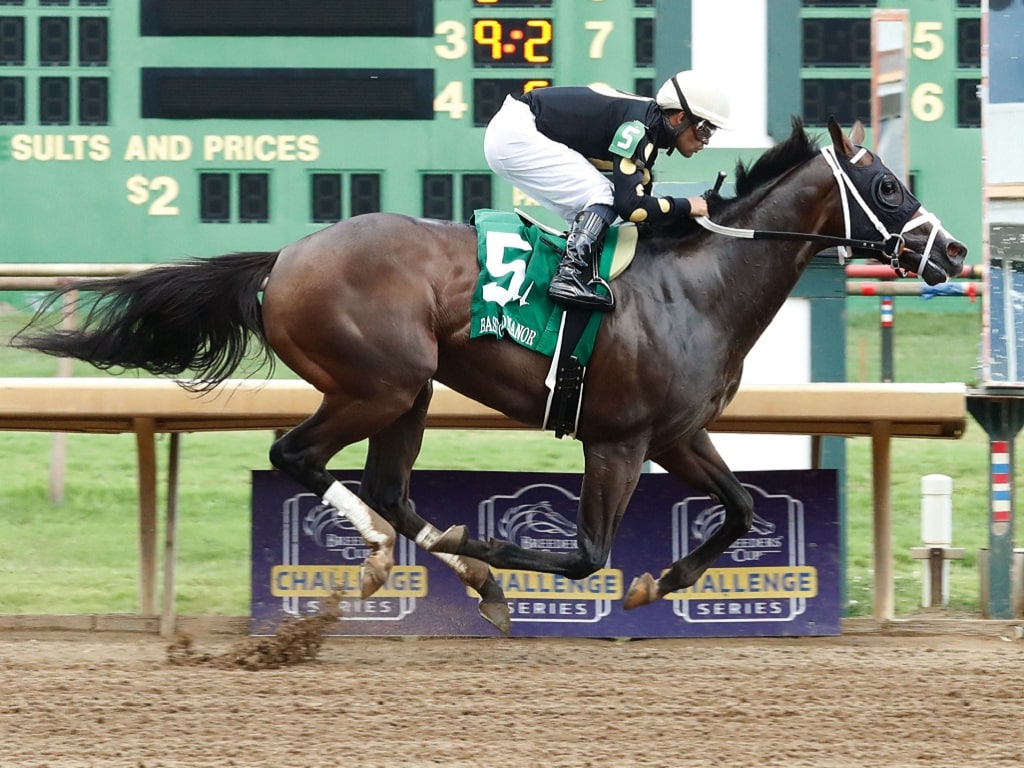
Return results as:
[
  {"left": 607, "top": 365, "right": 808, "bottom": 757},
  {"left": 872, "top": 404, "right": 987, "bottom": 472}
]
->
[{"left": 2, "top": 627, "right": 1022, "bottom": 768}]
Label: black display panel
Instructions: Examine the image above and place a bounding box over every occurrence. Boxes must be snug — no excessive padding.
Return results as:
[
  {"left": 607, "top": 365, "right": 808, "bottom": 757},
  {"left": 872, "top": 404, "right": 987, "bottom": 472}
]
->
[
  {"left": 238, "top": 173, "right": 269, "bottom": 223},
  {"left": 802, "top": 77, "right": 871, "bottom": 126},
  {"left": 142, "top": 68, "right": 434, "bottom": 120},
  {"left": 957, "top": 77, "right": 981, "bottom": 128},
  {"left": 311, "top": 173, "right": 341, "bottom": 223},
  {"left": 957, "top": 17, "right": 981, "bottom": 68},
  {"left": 635, "top": 17, "right": 653, "bottom": 67},
  {"left": 473, "top": 1, "right": 552, "bottom": 6},
  {"left": 802, "top": 18, "right": 871, "bottom": 67},
  {"left": 472, "top": 77, "right": 550, "bottom": 126},
  {"left": 39, "top": 75, "right": 69, "bottom": 124},
  {"left": 0, "top": 75, "right": 24, "bottom": 123},
  {"left": 78, "top": 75, "right": 108, "bottom": 124},
  {"left": 461, "top": 173, "right": 491, "bottom": 222},
  {"left": 39, "top": 16, "right": 70, "bottom": 65},
  {"left": 0, "top": 16, "right": 24, "bottom": 65},
  {"left": 423, "top": 174, "right": 453, "bottom": 220},
  {"left": 141, "top": 0, "right": 433, "bottom": 37},
  {"left": 78, "top": 17, "right": 108, "bottom": 66},
  {"left": 200, "top": 172, "right": 231, "bottom": 223},
  {"left": 350, "top": 174, "right": 381, "bottom": 216}
]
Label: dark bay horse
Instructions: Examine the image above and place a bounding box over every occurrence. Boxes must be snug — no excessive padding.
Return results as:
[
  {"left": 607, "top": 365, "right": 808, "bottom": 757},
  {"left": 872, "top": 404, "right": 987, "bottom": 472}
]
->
[{"left": 13, "top": 118, "right": 966, "bottom": 632}]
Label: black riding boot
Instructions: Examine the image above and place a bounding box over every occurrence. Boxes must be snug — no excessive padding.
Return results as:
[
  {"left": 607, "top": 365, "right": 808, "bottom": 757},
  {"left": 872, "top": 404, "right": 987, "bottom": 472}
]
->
[{"left": 548, "top": 210, "right": 614, "bottom": 311}]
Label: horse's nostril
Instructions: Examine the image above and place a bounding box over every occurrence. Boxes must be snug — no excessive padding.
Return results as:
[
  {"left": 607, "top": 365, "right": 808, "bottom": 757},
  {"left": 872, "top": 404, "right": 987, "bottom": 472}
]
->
[{"left": 948, "top": 241, "right": 967, "bottom": 261}]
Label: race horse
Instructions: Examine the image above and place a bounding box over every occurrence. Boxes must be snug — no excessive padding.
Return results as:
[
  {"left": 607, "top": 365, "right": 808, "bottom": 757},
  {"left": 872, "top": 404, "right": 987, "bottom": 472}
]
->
[{"left": 13, "top": 118, "right": 966, "bottom": 632}]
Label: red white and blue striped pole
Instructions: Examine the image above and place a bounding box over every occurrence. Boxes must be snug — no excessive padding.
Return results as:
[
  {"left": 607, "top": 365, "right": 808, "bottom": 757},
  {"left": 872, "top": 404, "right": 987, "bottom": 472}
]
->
[
  {"left": 879, "top": 295, "right": 894, "bottom": 382},
  {"left": 991, "top": 440, "right": 1013, "bottom": 535}
]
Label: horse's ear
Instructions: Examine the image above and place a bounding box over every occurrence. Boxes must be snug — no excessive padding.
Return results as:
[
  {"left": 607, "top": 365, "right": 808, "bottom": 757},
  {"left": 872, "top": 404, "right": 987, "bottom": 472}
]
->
[
  {"left": 849, "top": 120, "right": 866, "bottom": 145},
  {"left": 827, "top": 116, "right": 856, "bottom": 157}
]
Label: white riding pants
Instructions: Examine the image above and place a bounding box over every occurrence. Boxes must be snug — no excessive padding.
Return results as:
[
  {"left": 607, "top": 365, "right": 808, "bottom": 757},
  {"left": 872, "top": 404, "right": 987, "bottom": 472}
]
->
[{"left": 484, "top": 95, "right": 615, "bottom": 224}]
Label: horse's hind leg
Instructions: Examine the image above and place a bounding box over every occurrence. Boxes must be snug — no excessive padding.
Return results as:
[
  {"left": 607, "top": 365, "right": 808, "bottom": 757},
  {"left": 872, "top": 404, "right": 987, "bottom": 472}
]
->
[
  {"left": 269, "top": 399, "right": 400, "bottom": 599},
  {"left": 428, "top": 438, "right": 646, "bottom": 582},
  {"left": 624, "top": 429, "right": 753, "bottom": 609},
  {"left": 361, "top": 383, "right": 511, "bottom": 633}
]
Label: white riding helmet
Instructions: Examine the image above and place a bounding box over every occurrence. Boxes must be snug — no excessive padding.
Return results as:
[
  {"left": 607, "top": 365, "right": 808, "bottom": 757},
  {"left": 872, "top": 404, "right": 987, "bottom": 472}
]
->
[{"left": 655, "top": 70, "right": 732, "bottom": 130}]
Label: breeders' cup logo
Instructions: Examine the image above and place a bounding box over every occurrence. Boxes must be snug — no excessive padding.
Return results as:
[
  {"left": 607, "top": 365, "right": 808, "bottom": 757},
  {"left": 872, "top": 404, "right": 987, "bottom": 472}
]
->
[
  {"left": 478, "top": 483, "right": 623, "bottom": 624},
  {"left": 271, "top": 483, "right": 422, "bottom": 622},
  {"left": 497, "top": 499, "right": 577, "bottom": 551},
  {"left": 670, "top": 484, "right": 818, "bottom": 624}
]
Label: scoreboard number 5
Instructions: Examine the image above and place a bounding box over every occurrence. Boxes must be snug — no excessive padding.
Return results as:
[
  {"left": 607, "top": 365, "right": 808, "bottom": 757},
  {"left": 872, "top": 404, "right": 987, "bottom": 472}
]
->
[{"left": 911, "top": 21, "right": 943, "bottom": 60}]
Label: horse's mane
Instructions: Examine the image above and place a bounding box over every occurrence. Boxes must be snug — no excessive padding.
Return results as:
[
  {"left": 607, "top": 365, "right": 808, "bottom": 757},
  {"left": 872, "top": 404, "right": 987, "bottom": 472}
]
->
[
  {"left": 731, "top": 117, "right": 819, "bottom": 199},
  {"left": 640, "top": 117, "right": 819, "bottom": 239}
]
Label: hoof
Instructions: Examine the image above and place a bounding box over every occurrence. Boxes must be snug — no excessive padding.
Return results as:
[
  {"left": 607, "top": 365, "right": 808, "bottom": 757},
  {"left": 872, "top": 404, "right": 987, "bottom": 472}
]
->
[
  {"left": 476, "top": 572, "right": 510, "bottom": 634},
  {"left": 623, "top": 572, "right": 661, "bottom": 610},
  {"left": 359, "top": 551, "right": 393, "bottom": 599},
  {"left": 429, "top": 524, "right": 469, "bottom": 553},
  {"left": 479, "top": 600, "right": 512, "bottom": 635}
]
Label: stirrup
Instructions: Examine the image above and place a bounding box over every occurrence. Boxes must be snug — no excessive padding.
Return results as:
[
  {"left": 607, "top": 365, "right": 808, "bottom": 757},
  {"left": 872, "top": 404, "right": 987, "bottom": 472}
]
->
[{"left": 549, "top": 276, "right": 615, "bottom": 311}]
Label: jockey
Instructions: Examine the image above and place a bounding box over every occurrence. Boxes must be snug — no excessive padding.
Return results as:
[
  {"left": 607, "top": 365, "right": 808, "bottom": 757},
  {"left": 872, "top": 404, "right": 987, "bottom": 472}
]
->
[{"left": 484, "top": 70, "right": 732, "bottom": 311}]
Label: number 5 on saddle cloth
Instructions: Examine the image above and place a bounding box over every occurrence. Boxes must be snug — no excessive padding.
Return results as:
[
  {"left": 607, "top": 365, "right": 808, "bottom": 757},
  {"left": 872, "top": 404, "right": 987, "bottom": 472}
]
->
[{"left": 469, "top": 208, "right": 637, "bottom": 438}]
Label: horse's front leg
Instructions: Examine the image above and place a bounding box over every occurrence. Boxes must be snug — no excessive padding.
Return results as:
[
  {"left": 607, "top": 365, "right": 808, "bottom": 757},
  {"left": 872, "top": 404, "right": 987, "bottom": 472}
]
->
[
  {"left": 360, "top": 383, "right": 511, "bottom": 633},
  {"left": 428, "top": 439, "right": 646, "bottom": 580},
  {"left": 624, "top": 428, "right": 753, "bottom": 608}
]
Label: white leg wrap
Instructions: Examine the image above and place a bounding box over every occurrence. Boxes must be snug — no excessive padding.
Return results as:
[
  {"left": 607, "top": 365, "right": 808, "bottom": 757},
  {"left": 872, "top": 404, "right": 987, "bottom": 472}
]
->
[
  {"left": 322, "top": 481, "right": 390, "bottom": 546},
  {"left": 415, "top": 523, "right": 445, "bottom": 550}
]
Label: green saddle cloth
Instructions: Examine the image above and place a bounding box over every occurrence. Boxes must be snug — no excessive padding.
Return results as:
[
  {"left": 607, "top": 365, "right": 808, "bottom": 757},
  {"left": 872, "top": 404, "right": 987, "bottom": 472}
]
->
[{"left": 470, "top": 209, "right": 622, "bottom": 366}]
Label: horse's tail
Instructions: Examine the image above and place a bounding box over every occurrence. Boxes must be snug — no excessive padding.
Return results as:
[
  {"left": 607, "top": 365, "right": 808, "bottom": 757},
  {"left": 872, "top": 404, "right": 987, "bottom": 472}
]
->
[{"left": 11, "top": 251, "right": 279, "bottom": 391}]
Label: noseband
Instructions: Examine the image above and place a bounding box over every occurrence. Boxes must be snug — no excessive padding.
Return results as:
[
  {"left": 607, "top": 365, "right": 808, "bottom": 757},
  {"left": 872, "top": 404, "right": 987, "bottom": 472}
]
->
[{"left": 696, "top": 144, "right": 949, "bottom": 274}]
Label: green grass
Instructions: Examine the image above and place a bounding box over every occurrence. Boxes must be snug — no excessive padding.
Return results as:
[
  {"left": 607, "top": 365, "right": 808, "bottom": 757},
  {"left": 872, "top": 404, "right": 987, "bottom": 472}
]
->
[{"left": 0, "top": 303, "right": 1007, "bottom": 618}]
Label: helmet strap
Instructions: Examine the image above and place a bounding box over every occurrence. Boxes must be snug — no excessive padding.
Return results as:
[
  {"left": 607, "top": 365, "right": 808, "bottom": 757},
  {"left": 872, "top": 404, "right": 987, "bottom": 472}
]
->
[
  {"left": 664, "top": 75, "right": 694, "bottom": 156},
  {"left": 670, "top": 75, "right": 695, "bottom": 138}
]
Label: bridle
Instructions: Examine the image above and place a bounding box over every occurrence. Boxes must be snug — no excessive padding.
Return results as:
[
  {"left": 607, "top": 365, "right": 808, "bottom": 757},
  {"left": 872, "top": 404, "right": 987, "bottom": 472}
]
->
[{"left": 695, "top": 144, "right": 949, "bottom": 274}]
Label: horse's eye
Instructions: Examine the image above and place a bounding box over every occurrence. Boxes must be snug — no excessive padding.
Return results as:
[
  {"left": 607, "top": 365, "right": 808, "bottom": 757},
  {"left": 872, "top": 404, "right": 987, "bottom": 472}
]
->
[{"left": 874, "top": 175, "right": 904, "bottom": 208}]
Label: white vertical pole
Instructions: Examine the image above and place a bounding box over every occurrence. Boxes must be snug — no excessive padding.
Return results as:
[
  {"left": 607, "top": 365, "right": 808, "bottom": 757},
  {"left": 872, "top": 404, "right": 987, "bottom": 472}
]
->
[{"left": 920, "top": 474, "right": 953, "bottom": 606}]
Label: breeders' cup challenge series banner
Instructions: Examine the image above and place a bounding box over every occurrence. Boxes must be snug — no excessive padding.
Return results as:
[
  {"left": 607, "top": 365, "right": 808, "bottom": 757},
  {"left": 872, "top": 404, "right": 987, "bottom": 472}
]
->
[{"left": 251, "top": 470, "right": 840, "bottom": 638}]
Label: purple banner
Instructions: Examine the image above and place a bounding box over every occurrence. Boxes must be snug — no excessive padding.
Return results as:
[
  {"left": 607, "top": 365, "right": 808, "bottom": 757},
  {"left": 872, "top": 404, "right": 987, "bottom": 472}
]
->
[{"left": 251, "top": 469, "right": 840, "bottom": 637}]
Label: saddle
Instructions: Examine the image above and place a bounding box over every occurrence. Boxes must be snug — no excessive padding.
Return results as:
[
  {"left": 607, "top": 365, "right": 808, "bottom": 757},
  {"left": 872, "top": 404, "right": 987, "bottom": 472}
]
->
[
  {"left": 514, "top": 208, "right": 638, "bottom": 280},
  {"left": 470, "top": 208, "right": 639, "bottom": 438}
]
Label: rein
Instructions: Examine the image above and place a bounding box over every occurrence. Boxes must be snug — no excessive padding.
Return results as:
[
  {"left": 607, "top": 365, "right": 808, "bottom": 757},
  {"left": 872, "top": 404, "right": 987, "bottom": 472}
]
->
[{"left": 695, "top": 145, "right": 943, "bottom": 271}]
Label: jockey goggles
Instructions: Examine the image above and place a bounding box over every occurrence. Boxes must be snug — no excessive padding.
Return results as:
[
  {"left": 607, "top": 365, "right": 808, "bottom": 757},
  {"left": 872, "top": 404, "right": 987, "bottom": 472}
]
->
[{"left": 691, "top": 119, "right": 717, "bottom": 143}]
